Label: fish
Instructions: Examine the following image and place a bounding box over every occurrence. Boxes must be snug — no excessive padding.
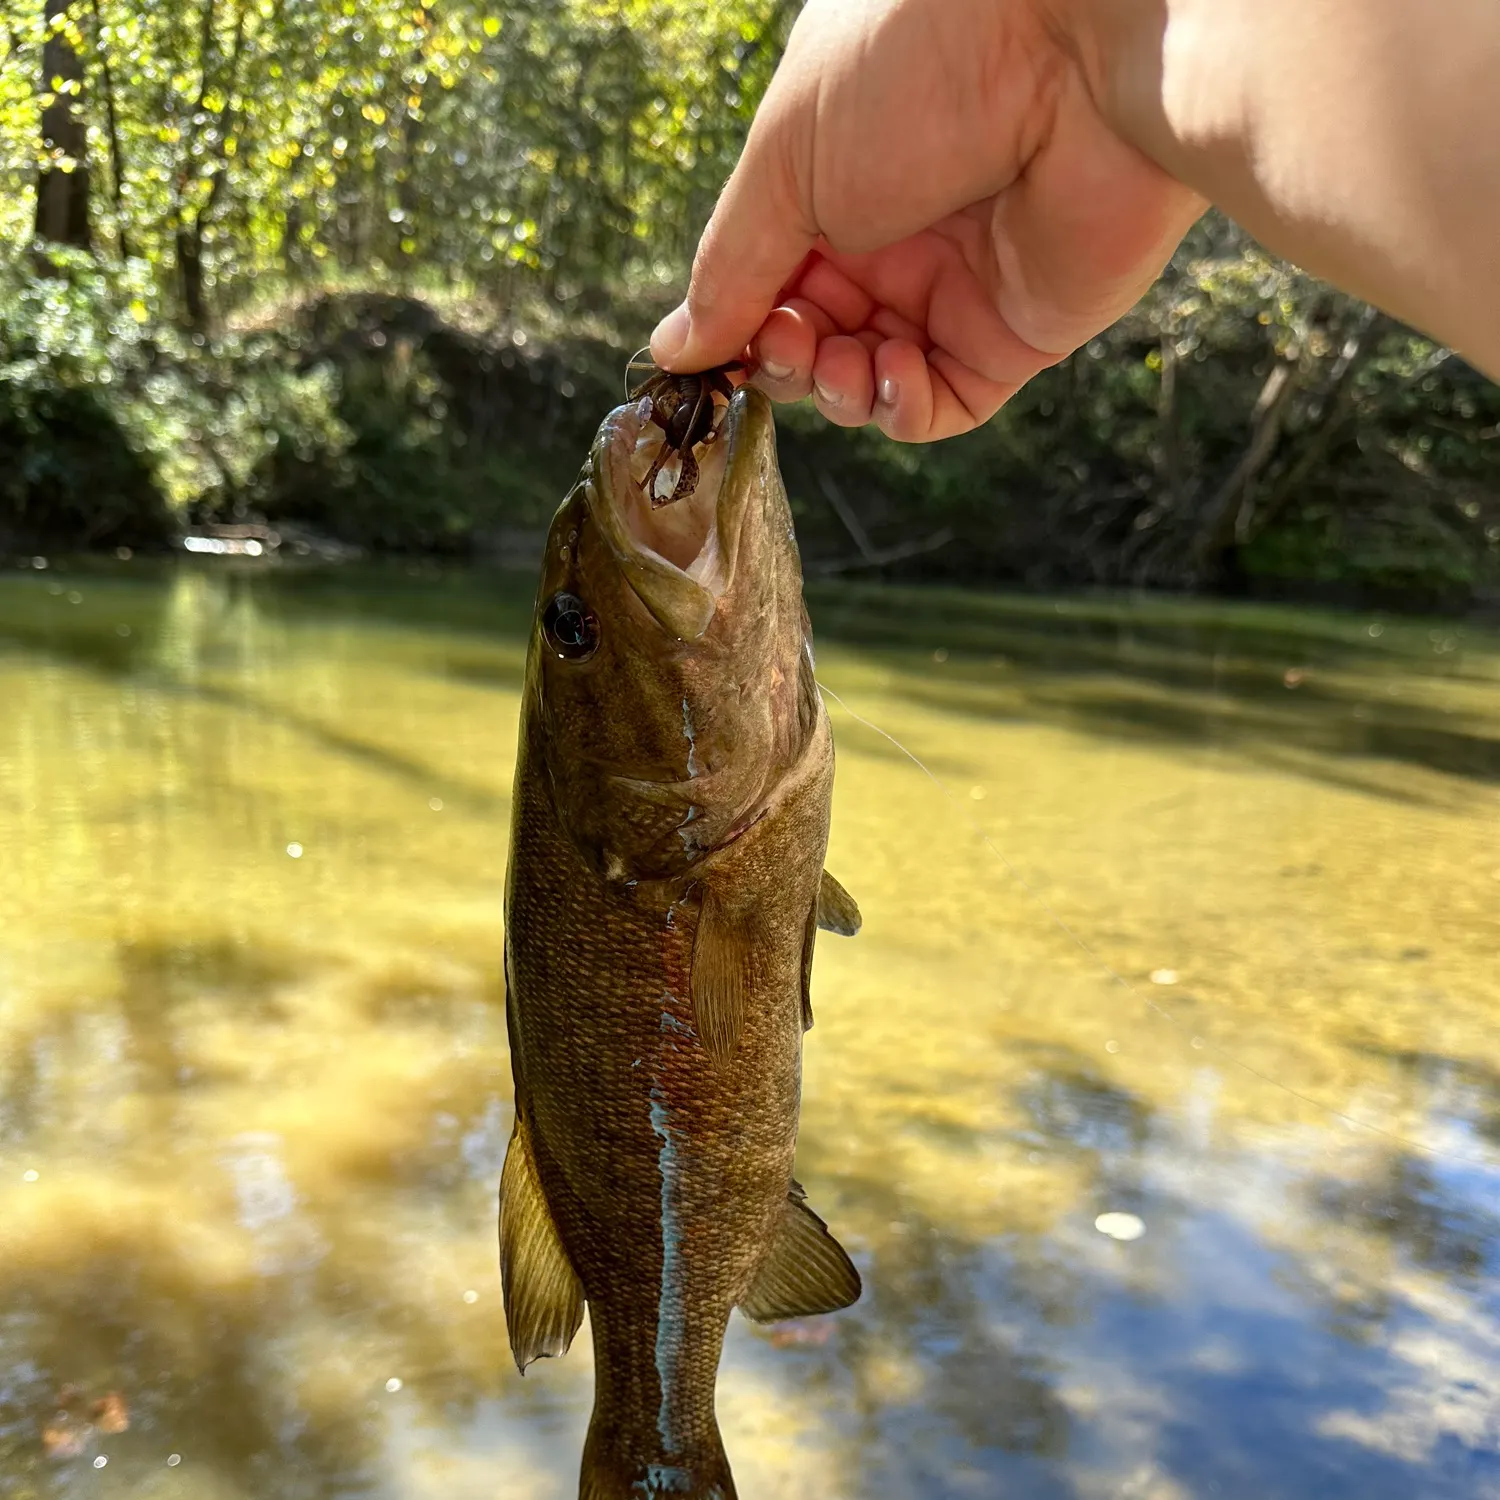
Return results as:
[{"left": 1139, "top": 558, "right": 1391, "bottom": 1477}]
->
[{"left": 499, "top": 373, "right": 865, "bottom": 1500}]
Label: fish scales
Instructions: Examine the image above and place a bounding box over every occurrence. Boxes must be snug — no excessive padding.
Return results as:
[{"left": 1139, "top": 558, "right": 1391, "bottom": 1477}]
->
[{"left": 499, "top": 382, "right": 861, "bottom": 1499}]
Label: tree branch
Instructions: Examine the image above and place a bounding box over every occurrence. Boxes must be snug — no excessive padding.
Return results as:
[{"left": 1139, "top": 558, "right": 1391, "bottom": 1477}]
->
[{"left": 1191, "top": 356, "right": 1299, "bottom": 577}]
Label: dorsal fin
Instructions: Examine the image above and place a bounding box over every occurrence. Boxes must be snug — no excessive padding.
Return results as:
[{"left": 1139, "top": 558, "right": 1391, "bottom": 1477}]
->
[
  {"left": 691, "top": 884, "right": 747, "bottom": 1067},
  {"left": 816, "top": 870, "right": 861, "bottom": 936},
  {"left": 739, "top": 1184, "right": 861, "bottom": 1322},
  {"left": 498, "top": 1109, "right": 584, "bottom": 1372}
]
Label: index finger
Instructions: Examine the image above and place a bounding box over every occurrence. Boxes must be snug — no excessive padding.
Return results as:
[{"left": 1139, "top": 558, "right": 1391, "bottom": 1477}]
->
[{"left": 650, "top": 116, "right": 820, "bottom": 373}]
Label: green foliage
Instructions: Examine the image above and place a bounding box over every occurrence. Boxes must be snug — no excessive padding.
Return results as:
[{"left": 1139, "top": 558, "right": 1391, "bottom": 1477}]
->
[
  {"left": 0, "top": 248, "right": 165, "bottom": 546},
  {"left": 0, "top": 246, "right": 347, "bottom": 544},
  {"left": 1239, "top": 501, "right": 1481, "bottom": 602},
  {"left": 0, "top": 0, "right": 790, "bottom": 307},
  {"left": 248, "top": 291, "right": 622, "bottom": 552},
  {"left": 0, "top": 381, "right": 161, "bottom": 550},
  {"left": 878, "top": 217, "right": 1500, "bottom": 597},
  {"left": 0, "top": 0, "right": 1496, "bottom": 602}
]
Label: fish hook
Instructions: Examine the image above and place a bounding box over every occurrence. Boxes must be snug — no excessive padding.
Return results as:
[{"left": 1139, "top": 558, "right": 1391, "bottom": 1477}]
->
[{"left": 624, "top": 346, "right": 658, "bottom": 401}]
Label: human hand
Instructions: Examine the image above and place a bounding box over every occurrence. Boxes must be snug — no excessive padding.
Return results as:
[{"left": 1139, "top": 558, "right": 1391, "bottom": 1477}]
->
[{"left": 649, "top": 0, "right": 1205, "bottom": 442}]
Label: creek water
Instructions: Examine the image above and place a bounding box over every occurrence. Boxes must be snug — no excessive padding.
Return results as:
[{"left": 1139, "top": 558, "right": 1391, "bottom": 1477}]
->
[{"left": 0, "top": 561, "right": 1496, "bottom": 1499}]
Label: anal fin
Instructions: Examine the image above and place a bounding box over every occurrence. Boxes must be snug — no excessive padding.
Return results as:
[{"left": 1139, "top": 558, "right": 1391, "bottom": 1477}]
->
[
  {"left": 817, "top": 870, "right": 861, "bottom": 936},
  {"left": 692, "top": 885, "right": 746, "bottom": 1067},
  {"left": 499, "top": 1109, "right": 584, "bottom": 1372},
  {"left": 740, "top": 1183, "right": 862, "bottom": 1322}
]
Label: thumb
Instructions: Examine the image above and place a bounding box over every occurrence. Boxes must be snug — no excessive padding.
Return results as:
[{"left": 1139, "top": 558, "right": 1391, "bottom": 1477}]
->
[{"left": 650, "top": 112, "right": 818, "bottom": 372}]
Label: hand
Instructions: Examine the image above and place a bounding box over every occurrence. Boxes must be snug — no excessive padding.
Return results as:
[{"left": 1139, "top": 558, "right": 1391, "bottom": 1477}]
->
[{"left": 649, "top": 0, "right": 1205, "bottom": 441}]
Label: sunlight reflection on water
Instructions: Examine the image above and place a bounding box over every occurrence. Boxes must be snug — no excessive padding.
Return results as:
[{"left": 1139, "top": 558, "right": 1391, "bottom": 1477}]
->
[{"left": 0, "top": 561, "right": 1496, "bottom": 1499}]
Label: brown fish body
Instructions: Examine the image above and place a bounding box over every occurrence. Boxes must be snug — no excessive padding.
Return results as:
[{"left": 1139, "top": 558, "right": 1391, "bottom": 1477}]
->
[{"left": 499, "top": 386, "right": 861, "bottom": 1499}]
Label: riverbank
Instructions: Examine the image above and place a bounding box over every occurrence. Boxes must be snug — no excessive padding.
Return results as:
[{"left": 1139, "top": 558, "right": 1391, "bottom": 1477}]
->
[{"left": 4, "top": 259, "right": 1498, "bottom": 610}]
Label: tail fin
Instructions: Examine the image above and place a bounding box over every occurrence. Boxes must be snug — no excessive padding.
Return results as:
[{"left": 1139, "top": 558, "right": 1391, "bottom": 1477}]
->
[{"left": 579, "top": 1420, "right": 737, "bottom": 1500}]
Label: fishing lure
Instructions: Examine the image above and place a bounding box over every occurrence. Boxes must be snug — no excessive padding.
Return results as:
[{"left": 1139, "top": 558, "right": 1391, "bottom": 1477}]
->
[{"left": 624, "top": 351, "right": 742, "bottom": 508}]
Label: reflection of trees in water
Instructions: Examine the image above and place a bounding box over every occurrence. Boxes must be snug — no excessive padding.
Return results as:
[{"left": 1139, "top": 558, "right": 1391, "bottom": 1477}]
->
[
  {"left": 0, "top": 1232, "right": 575, "bottom": 1499},
  {"left": 1307, "top": 1153, "right": 1497, "bottom": 1282},
  {"left": 783, "top": 1041, "right": 1500, "bottom": 1499},
  {"left": 0, "top": 569, "right": 517, "bottom": 820},
  {"left": 1014, "top": 1055, "right": 1152, "bottom": 1161},
  {"left": 1277, "top": 1044, "right": 1500, "bottom": 1354},
  {"left": 4, "top": 571, "right": 1499, "bottom": 1497},
  {"left": 810, "top": 585, "right": 1500, "bottom": 800},
  {"left": 0, "top": 570, "right": 537, "bottom": 1495},
  {"left": 779, "top": 1055, "right": 1165, "bottom": 1495},
  {"left": 824, "top": 1180, "right": 1081, "bottom": 1499},
  {"left": 1355, "top": 1043, "right": 1500, "bottom": 1152},
  {"left": 4, "top": 967, "right": 1498, "bottom": 1498}
]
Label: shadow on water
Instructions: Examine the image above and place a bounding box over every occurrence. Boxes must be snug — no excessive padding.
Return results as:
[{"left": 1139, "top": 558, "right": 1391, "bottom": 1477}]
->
[
  {"left": 234, "top": 560, "right": 538, "bottom": 641},
  {"left": 8, "top": 555, "right": 537, "bottom": 639},
  {"left": 0, "top": 938, "right": 302, "bottom": 1147},
  {"left": 809, "top": 584, "right": 1500, "bottom": 798},
  {"left": 16, "top": 564, "right": 1499, "bottom": 800},
  {"left": 0, "top": 568, "right": 517, "bottom": 814},
  {"left": 1305, "top": 1152, "right": 1498, "bottom": 1285},
  {"left": 834, "top": 1211, "right": 1081, "bottom": 1499},
  {"left": 0, "top": 1205, "right": 566, "bottom": 1500},
  {"left": 1348, "top": 1043, "right": 1500, "bottom": 1152},
  {"left": 159, "top": 677, "right": 514, "bottom": 817},
  {"left": 807, "top": 582, "right": 1499, "bottom": 685},
  {"left": 1011, "top": 1050, "right": 1153, "bottom": 1161}
]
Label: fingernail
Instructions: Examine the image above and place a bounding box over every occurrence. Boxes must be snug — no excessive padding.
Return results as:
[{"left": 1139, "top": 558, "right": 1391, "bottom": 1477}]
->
[
  {"left": 759, "top": 359, "right": 794, "bottom": 382},
  {"left": 652, "top": 304, "right": 691, "bottom": 366},
  {"left": 814, "top": 381, "right": 843, "bottom": 410},
  {"left": 878, "top": 376, "right": 899, "bottom": 407}
]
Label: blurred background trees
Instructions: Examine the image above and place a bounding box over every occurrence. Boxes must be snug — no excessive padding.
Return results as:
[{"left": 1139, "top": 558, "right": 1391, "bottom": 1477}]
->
[
  {"left": 2, "top": 0, "right": 1497, "bottom": 603},
  {"left": 3, "top": 0, "right": 783, "bottom": 311}
]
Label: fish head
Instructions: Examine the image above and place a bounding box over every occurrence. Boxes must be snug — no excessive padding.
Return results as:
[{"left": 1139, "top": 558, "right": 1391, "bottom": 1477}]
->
[{"left": 527, "top": 384, "right": 820, "bottom": 886}]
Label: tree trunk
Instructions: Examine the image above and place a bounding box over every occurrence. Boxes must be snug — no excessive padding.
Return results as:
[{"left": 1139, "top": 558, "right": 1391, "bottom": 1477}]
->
[
  {"left": 393, "top": 4, "right": 432, "bottom": 285},
  {"left": 173, "top": 0, "right": 246, "bottom": 327},
  {"left": 176, "top": 225, "right": 207, "bottom": 327},
  {"left": 1190, "top": 358, "right": 1299, "bottom": 580},
  {"left": 1240, "top": 306, "right": 1386, "bottom": 548},
  {"left": 1155, "top": 334, "right": 1182, "bottom": 509},
  {"left": 89, "top": 0, "right": 130, "bottom": 258},
  {"left": 35, "top": 7, "right": 92, "bottom": 249},
  {"left": 171, "top": 0, "right": 217, "bottom": 322}
]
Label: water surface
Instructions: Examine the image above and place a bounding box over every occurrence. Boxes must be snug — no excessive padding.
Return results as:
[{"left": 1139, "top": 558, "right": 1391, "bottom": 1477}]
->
[{"left": 1, "top": 562, "right": 1497, "bottom": 1499}]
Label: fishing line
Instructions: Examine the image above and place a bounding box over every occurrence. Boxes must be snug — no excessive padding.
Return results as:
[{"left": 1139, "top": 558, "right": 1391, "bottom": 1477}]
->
[
  {"left": 624, "top": 346, "right": 656, "bottom": 398},
  {"left": 817, "top": 679, "right": 1494, "bottom": 1171}
]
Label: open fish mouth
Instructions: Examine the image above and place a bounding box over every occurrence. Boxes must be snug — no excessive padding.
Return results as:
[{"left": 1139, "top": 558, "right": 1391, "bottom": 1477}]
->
[
  {"left": 620, "top": 395, "right": 731, "bottom": 580},
  {"left": 585, "top": 387, "right": 766, "bottom": 642}
]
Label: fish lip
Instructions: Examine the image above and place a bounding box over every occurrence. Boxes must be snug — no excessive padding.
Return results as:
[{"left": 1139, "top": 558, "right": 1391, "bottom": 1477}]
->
[{"left": 586, "top": 387, "right": 768, "bottom": 642}]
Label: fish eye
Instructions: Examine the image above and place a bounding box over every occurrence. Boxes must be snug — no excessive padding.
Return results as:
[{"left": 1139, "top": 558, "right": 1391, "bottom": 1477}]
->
[{"left": 542, "top": 592, "right": 600, "bottom": 661}]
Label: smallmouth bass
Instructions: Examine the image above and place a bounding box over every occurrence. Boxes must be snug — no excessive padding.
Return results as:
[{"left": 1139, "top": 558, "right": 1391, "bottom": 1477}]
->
[{"left": 499, "top": 375, "right": 865, "bottom": 1500}]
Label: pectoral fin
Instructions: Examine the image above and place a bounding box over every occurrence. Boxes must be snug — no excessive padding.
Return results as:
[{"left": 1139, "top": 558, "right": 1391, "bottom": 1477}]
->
[
  {"left": 740, "top": 1182, "right": 862, "bottom": 1322},
  {"left": 499, "top": 1110, "right": 584, "bottom": 1373},
  {"left": 692, "top": 885, "right": 746, "bottom": 1067},
  {"left": 817, "top": 871, "right": 861, "bottom": 936}
]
